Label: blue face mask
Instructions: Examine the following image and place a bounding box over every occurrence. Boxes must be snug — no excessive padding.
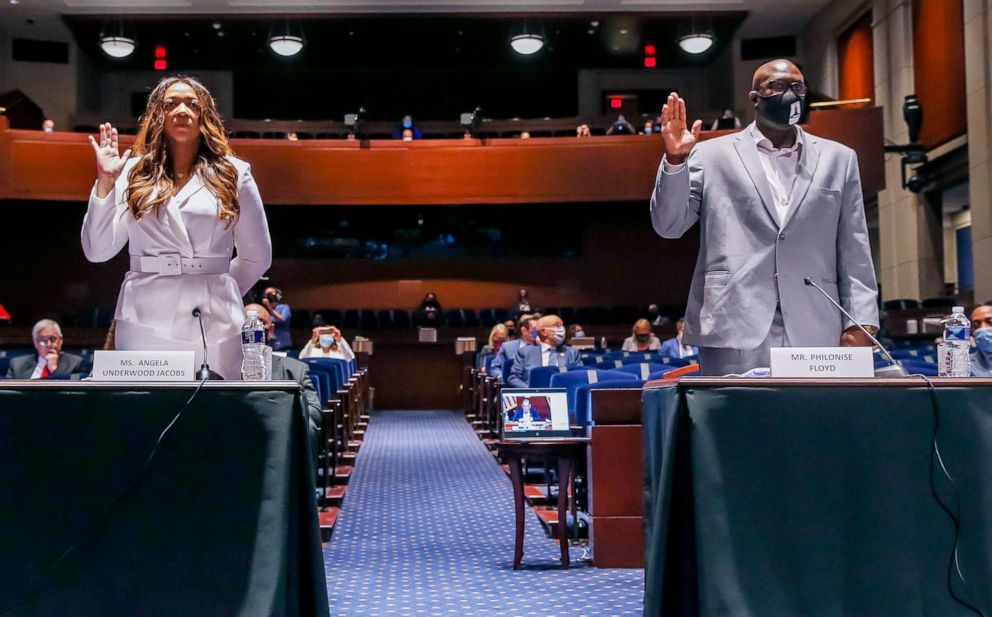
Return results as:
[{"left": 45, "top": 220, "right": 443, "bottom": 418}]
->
[
  {"left": 403, "top": 120, "right": 412, "bottom": 128},
  {"left": 319, "top": 334, "right": 334, "bottom": 347},
  {"left": 574, "top": 330, "right": 585, "bottom": 338},
  {"left": 975, "top": 328, "right": 992, "bottom": 355}
]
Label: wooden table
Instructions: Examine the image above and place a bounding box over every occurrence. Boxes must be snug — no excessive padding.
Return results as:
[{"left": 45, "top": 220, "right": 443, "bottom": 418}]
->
[{"left": 497, "top": 438, "right": 589, "bottom": 569}]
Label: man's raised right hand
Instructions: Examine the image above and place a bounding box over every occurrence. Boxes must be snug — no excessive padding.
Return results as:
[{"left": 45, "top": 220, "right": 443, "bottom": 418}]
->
[{"left": 660, "top": 92, "right": 702, "bottom": 166}]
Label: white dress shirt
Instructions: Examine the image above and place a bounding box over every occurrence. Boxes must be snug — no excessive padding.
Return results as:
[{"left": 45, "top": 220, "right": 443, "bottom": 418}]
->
[
  {"left": 662, "top": 124, "right": 804, "bottom": 227},
  {"left": 539, "top": 341, "right": 557, "bottom": 367},
  {"left": 30, "top": 356, "right": 48, "bottom": 379},
  {"left": 752, "top": 125, "right": 803, "bottom": 226}
]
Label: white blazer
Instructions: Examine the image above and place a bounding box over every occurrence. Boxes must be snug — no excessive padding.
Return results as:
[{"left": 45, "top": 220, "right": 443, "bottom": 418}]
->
[{"left": 81, "top": 156, "right": 272, "bottom": 379}]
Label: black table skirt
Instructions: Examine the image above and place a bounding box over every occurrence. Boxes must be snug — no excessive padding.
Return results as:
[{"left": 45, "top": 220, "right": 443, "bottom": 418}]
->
[
  {"left": 0, "top": 381, "right": 329, "bottom": 617},
  {"left": 643, "top": 379, "right": 992, "bottom": 617}
]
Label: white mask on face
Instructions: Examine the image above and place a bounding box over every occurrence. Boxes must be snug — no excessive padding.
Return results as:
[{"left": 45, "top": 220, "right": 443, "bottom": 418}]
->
[{"left": 549, "top": 326, "right": 566, "bottom": 346}]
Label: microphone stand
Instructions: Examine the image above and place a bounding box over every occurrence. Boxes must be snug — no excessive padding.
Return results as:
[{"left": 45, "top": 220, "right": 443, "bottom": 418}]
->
[
  {"left": 192, "top": 308, "right": 224, "bottom": 380},
  {"left": 803, "top": 277, "right": 908, "bottom": 377}
]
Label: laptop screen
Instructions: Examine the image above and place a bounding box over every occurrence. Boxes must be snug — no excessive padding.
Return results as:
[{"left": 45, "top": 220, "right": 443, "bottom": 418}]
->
[{"left": 499, "top": 388, "right": 571, "bottom": 439}]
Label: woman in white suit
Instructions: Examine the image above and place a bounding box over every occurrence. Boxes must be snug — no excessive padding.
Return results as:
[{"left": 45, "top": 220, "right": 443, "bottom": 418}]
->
[{"left": 81, "top": 76, "right": 272, "bottom": 379}]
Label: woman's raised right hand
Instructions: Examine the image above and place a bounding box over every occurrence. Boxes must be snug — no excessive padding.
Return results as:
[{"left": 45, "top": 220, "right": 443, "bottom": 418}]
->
[{"left": 88, "top": 123, "right": 132, "bottom": 184}]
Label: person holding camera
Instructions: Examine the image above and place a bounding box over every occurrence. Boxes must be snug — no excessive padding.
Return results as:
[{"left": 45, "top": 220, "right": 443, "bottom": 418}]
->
[
  {"left": 262, "top": 286, "right": 292, "bottom": 351},
  {"left": 300, "top": 325, "right": 355, "bottom": 361}
]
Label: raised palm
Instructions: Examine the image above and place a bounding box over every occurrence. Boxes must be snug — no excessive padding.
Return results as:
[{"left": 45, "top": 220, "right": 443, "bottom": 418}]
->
[
  {"left": 88, "top": 122, "right": 132, "bottom": 181},
  {"left": 660, "top": 93, "right": 702, "bottom": 164}
]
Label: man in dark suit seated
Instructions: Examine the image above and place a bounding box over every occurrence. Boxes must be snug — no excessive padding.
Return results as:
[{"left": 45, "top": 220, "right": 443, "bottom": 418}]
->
[
  {"left": 6, "top": 319, "right": 83, "bottom": 379},
  {"left": 246, "top": 303, "right": 323, "bottom": 465},
  {"left": 507, "top": 314, "right": 582, "bottom": 388}
]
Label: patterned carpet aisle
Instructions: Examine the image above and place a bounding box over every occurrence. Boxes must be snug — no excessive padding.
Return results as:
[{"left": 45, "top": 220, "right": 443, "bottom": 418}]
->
[{"left": 323, "top": 410, "right": 644, "bottom": 617}]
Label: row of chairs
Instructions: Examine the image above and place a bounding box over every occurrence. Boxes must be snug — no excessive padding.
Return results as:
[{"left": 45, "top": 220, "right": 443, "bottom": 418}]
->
[
  {"left": 302, "top": 356, "right": 371, "bottom": 541},
  {"left": 295, "top": 306, "right": 666, "bottom": 330}
]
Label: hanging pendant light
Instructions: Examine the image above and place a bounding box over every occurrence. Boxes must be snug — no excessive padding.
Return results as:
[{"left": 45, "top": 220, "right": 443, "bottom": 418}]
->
[
  {"left": 510, "top": 19, "right": 545, "bottom": 56},
  {"left": 100, "top": 20, "right": 135, "bottom": 58},
  {"left": 678, "top": 18, "right": 714, "bottom": 55},
  {"left": 269, "top": 21, "right": 305, "bottom": 57}
]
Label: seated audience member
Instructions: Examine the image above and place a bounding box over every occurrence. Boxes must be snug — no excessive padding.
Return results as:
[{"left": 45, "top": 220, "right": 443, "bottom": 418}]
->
[
  {"left": 477, "top": 324, "right": 509, "bottom": 371},
  {"left": 300, "top": 325, "right": 356, "bottom": 361},
  {"left": 491, "top": 314, "right": 538, "bottom": 382},
  {"left": 6, "top": 318, "right": 83, "bottom": 379},
  {"left": 510, "top": 288, "right": 533, "bottom": 319},
  {"left": 247, "top": 304, "right": 322, "bottom": 462},
  {"left": 641, "top": 120, "right": 655, "bottom": 135},
  {"left": 519, "top": 131, "right": 531, "bottom": 139},
  {"left": 971, "top": 304, "right": 992, "bottom": 376},
  {"left": 576, "top": 124, "right": 591, "bottom": 137},
  {"left": 647, "top": 303, "right": 670, "bottom": 326},
  {"left": 262, "top": 286, "right": 292, "bottom": 351},
  {"left": 393, "top": 115, "right": 422, "bottom": 140},
  {"left": 660, "top": 317, "right": 699, "bottom": 359},
  {"left": 42, "top": 118, "right": 55, "bottom": 132},
  {"left": 566, "top": 324, "right": 586, "bottom": 344},
  {"left": 606, "top": 114, "right": 635, "bottom": 135},
  {"left": 503, "top": 320, "right": 517, "bottom": 339},
  {"left": 413, "top": 292, "right": 444, "bottom": 327},
  {"left": 711, "top": 107, "right": 742, "bottom": 130},
  {"left": 622, "top": 319, "right": 662, "bottom": 352},
  {"left": 287, "top": 132, "right": 298, "bottom": 141},
  {"left": 507, "top": 314, "right": 582, "bottom": 387}
]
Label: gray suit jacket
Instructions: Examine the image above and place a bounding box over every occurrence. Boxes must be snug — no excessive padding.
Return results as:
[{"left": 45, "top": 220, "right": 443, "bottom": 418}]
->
[
  {"left": 650, "top": 123, "right": 879, "bottom": 350},
  {"left": 7, "top": 352, "right": 84, "bottom": 379},
  {"left": 271, "top": 355, "right": 322, "bottom": 444},
  {"left": 507, "top": 344, "right": 582, "bottom": 388}
]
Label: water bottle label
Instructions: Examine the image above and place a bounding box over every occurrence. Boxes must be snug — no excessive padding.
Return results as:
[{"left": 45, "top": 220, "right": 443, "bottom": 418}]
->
[
  {"left": 945, "top": 326, "right": 970, "bottom": 341},
  {"left": 242, "top": 330, "right": 265, "bottom": 345}
]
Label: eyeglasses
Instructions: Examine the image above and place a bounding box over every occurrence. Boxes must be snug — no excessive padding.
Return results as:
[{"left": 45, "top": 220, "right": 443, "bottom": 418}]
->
[
  {"left": 759, "top": 79, "right": 808, "bottom": 97},
  {"left": 35, "top": 336, "right": 60, "bottom": 345}
]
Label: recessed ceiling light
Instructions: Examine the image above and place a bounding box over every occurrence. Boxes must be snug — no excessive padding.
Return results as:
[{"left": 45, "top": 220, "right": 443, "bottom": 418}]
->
[
  {"left": 588, "top": 29, "right": 595, "bottom": 35},
  {"left": 212, "top": 22, "right": 222, "bottom": 30},
  {"left": 620, "top": 28, "right": 629, "bottom": 35},
  {"left": 10, "top": 0, "right": 20, "bottom": 5},
  {"left": 590, "top": 20, "right": 599, "bottom": 27}
]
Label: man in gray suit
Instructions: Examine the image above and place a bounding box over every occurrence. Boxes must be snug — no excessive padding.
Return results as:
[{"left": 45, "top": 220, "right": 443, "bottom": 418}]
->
[
  {"left": 6, "top": 319, "right": 84, "bottom": 379},
  {"left": 651, "top": 59, "right": 878, "bottom": 375},
  {"left": 507, "top": 314, "right": 582, "bottom": 387}
]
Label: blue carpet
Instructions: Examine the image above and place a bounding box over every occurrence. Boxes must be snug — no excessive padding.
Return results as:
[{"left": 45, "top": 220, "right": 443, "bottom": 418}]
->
[{"left": 323, "top": 410, "right": 644, "bottom": 617}]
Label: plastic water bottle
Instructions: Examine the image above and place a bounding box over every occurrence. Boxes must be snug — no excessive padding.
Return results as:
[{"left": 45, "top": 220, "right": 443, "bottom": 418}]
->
[
  {"left": 241, "top": 309, "right": 269, "bottom": 381},
  {"left": 941, "top": 306, "right": 972, "bottom": 377}
]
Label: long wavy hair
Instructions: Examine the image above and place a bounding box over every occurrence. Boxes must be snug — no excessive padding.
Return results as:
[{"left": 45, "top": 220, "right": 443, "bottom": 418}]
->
[{"left": 127, "top": 75, "right": 239, "bottom": 228}]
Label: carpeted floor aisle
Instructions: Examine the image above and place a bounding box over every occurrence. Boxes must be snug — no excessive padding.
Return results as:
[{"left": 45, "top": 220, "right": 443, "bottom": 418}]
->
[{"left": 322, "top": 410, "right": 644, "bottom": 617}]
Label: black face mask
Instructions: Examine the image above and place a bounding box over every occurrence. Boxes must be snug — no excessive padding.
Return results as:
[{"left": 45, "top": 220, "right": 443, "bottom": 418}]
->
[
  {"left": 636, "top": 333, "right": 651, "bottom": 342},
  {"left": 757, "top": 91, "right": 804, "bottom": 128}
]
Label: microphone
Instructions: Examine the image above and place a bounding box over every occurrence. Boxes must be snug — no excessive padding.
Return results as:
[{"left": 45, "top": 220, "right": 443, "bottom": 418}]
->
[
  {"left": 192, "top": 308, "right": 223, "bottom": 381},
  {"left": 803, "top": 277, "right": 908, "bottom": 377}
]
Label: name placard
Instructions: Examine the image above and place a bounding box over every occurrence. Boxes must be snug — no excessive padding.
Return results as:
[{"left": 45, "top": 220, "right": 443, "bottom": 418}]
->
[
  {"left": 770, "top": 347, "right": 874, "bottom": 378},
  {"left": 92, "top": 350, "right": 195, "bottom": 381}
]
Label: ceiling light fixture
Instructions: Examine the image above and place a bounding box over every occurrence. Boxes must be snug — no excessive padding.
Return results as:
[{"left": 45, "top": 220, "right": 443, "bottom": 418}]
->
[
  {"left": 268, "top": 21, "right": 305, "bottom": 57},
  {"left": 510, "top": 33, "right": 544, "bottom": 55},
  {"left": 678, "top": 18, "right": 714, "bottom": 54},
  {"left": 100, "top": 35, "right": 135, "bottom": 58}
]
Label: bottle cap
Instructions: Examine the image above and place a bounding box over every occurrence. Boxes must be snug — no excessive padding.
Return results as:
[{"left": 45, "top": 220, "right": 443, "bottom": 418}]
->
[
  {"left": 953, "top": 306, "right": 964, "bottom": 313},
  {"left": 246, "top": 309, "right": 258, "bottom": 319}
]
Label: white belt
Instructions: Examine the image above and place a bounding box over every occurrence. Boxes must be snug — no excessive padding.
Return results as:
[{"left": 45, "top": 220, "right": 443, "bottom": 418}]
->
[{"left": 129, "top": 254, "right": 230, "bottom": 276}]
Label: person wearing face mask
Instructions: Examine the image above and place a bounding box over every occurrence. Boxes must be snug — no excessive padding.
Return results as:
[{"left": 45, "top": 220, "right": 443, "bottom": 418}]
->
[
  {"left": 510, "top": 288, "right": 533, "bottom": 320},
  {"left": 623, "top": 318, "right": 662, "bottom": 352},
  {"left": 566, "top": 324, "right": 586, "bottom": 344},
  {"left": 970, "top": 304, "right": 992, "bottom": 376},
  {"left": 491, "top": 314, "right": 537, "bottom": 383},
  {"left": 477, "top": 323, "right": 509, "bottom": 371},
  {"left": 393, "top": 115, "right": 422, "bottom": 140},
  {"left": 650, "top": 59, "right": 878, "bottom": 376},
  {"left": 6, "top": 319, "right": 83, "bottom": 379},
  {"left": 413, "top": 292, "right": 444, "bottom": 328},
  {"left": 41, "top": 118, "right": 56, "bottom": 133},
  {"left": 507, "top": 314, "right": 582, "bottom": 388},
  {"left": 300, "top": 325, "right": 355, "bottom": 361},
  {"left": 261, "top": 286, "right": 292, "bottom": 351}
]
